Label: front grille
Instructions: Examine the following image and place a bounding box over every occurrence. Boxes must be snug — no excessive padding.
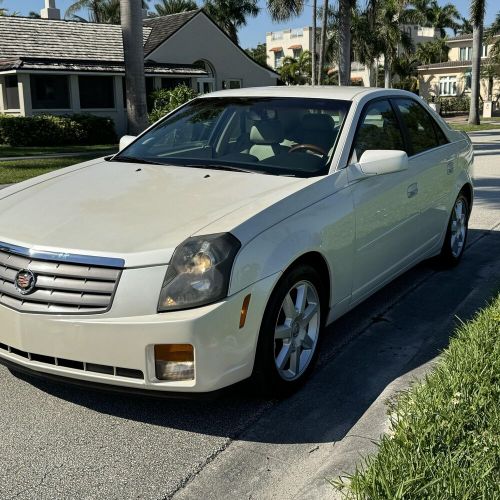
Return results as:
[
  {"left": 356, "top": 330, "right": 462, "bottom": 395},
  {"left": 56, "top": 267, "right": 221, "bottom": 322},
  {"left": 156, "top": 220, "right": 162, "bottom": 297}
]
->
[
  {"left": 0, "top": 244, "right": 122, "bottom": 314},
  {"left": 0, "top": 342, "right": 144, "bottom": 379}
]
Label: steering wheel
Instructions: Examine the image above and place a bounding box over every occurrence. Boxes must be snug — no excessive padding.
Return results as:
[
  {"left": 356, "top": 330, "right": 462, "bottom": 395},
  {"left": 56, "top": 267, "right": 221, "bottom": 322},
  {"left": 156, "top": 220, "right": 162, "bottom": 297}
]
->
[{"left": 288, "top": 143, "right": 327, "bottom": 156}]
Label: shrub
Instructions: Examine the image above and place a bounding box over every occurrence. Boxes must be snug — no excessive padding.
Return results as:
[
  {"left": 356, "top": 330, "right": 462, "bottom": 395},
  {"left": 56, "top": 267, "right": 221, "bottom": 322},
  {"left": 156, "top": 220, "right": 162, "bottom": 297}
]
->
[
  {"left": 434, "top": 95, "right": 471, "bottom": 115},
  {"left": 149, "top": 84, "right": 198, "bottom": 123},
  {"left": 0, "top": 114, "right": 117, "bottom": 147}
]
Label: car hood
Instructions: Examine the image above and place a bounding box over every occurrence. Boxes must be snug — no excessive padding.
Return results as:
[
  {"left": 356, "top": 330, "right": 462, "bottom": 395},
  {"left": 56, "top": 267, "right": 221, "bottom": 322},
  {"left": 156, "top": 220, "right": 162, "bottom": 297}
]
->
[{"left": 0, "top": 160, "right": 305, "bottom": 267}]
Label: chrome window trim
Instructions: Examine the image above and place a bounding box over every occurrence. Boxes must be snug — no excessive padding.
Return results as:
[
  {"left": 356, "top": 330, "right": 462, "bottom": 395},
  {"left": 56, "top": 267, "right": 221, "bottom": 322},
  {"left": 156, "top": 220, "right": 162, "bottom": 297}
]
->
[{"left": 0, "top": 241, "right": 125, "bottom": 269}]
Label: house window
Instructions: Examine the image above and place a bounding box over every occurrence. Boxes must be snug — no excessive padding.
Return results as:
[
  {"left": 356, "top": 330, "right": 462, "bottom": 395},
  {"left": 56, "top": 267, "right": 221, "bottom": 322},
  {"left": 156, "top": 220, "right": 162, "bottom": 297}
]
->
[
  {"left": 290, "top": 28, "right": 303, "bottom": 38},
  {"left": 161, "top": 78, "right": 191, "bottom": 90},
  {"left": 222, "top": 79, "right": 241, "bottom": 90},
  {"left": 79, "top": 76, "right": 115, "bottom": 109},
  {"left": 482, "top": 44, "right": 488, "bottom": 57},
  {"left": 292, "top": 48, "right": 302, "bottom": 58},
  {"left": 439, "top": 76, "right": 457, "bottom": 96},
  {"left": 271, "top": 32, "right": 283, "bottom": 40},
  {"left": 459, "top": 47, "right": 471, "bottom": 61},
  {"left": 275, "top": 50, "right": 284, "bottom": 68},
  {"left": 5, "top": 75, "right": 20, "bottom": 110},
  {"left": 31, "top": 75, "right": 70, "bottom": 109}
]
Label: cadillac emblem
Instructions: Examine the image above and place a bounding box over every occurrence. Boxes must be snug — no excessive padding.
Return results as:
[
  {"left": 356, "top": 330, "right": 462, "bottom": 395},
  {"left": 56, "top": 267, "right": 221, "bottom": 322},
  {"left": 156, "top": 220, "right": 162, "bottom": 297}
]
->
[{"left": 14, "top": 269, "right": 37, "bottom": 295}]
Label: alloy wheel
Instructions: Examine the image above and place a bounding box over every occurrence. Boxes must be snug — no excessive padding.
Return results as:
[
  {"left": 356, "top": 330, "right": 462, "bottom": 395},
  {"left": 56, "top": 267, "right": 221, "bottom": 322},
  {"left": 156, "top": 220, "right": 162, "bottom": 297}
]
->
[{"left": 450, "top": 198, "right": 468, "bottom": 258}]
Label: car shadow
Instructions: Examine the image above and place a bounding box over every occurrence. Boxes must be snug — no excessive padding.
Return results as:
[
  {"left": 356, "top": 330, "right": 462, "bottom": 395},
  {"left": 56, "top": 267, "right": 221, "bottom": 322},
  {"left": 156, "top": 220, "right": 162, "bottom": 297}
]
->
[{"left": 11, "top": 229, "right": 500, "bottom": 445}]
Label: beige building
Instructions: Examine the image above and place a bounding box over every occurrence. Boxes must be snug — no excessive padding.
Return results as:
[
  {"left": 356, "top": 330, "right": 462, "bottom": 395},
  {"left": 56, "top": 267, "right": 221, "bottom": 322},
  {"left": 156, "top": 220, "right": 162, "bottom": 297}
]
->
[
  {"left": 266, "top": 27, "right": 315, "bottom": 69},
  {"left": 351, "top": 25, "right": 438, "bottom": 85},
  {"left": 418, "top": 33, "right": 500, "bottom": 102}
]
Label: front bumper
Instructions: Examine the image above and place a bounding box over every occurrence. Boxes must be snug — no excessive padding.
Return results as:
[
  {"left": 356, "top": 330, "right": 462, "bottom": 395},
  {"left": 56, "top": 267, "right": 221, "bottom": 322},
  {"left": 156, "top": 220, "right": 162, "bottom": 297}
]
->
[{"left": 0, "top": 266, "right": 278, "bottom": 393}]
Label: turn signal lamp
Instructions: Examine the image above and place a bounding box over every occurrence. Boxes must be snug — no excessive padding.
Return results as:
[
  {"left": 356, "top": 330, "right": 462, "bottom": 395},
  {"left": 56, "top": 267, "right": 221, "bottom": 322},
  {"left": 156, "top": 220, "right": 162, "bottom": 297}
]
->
[{"left": 154, "top": 344, "right": 194, "bottom": 381}]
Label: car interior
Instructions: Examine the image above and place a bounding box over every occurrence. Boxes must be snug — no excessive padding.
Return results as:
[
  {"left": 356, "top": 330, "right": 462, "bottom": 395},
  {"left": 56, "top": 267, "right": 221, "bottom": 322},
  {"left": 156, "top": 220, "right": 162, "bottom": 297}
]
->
[{"left": 129, "top": 98, "right": 351, "bottom": 177}]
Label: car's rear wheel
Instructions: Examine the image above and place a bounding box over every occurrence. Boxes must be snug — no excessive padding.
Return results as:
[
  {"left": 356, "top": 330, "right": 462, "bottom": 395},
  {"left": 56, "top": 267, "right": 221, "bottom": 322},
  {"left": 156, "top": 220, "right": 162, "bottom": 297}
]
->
[
  {"left": 439, "top": 193, "right": 469, "bottom": 267},
  {"left": 251, "top": 264, "right": 325, "bottom": 397}
]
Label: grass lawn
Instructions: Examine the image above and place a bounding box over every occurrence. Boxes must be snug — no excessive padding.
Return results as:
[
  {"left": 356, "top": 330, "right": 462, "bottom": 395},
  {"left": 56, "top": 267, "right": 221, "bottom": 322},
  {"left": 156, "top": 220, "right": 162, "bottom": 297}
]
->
[
  {"left": 336, "top": 294, "right": 500, "bottom": 499},
  {"left": 0, "top": 155, "right": 103, "bottom": 184},
  {"left": 450, "top": 123, "right": 500, "bottom": 132},
  {"left": 0, "top": 144, "right": 117, "bottom": 158}
]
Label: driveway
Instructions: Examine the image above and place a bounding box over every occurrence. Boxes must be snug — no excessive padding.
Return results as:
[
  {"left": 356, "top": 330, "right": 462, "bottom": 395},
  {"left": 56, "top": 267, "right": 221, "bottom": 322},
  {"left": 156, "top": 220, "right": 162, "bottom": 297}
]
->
[{"left": 0, "top": 132, "right": 499, "bottom": 500}]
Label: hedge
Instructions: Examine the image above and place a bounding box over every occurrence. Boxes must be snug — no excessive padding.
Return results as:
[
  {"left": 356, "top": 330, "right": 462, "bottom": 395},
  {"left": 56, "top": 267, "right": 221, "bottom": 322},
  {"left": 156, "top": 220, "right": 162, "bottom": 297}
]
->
[
  {"left": 435, "top": 96, "right": 471, "bottom": 115},
  {"left": 0, "top": 114, "right": 117, "bottom": 147}
]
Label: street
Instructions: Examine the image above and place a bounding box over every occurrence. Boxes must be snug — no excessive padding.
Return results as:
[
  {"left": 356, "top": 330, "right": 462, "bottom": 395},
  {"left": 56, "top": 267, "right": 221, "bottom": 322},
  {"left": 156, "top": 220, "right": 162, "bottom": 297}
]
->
[{"left": 0, "top": 131, "right": 499, "bottom": 500}]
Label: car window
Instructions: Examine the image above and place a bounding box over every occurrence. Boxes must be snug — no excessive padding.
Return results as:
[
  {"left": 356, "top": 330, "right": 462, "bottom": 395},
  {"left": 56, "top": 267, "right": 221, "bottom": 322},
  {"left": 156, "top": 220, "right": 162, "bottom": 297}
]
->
[
  {"left": 353, "top": 99, "right": 404, "bottom": 160},
  {"left": 115, "top": 97, "right": 351, "bottom": 178},
  {"left": 394, "top": 99, "right": 443, "bottom": 155}
]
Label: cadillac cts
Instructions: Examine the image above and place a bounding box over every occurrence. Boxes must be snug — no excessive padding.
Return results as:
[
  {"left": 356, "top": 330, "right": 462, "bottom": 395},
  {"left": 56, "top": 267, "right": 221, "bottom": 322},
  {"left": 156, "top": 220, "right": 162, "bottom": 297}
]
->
[{"left": 0, "top": 87, "right": 473, "bottom": 396}]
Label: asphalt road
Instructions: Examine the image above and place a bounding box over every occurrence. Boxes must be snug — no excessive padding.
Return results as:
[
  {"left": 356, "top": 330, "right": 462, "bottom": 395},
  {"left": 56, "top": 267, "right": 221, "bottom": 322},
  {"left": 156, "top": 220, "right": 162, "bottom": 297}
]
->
[{"left": 0, "top": 132, "right": 499, "bottom": 500}]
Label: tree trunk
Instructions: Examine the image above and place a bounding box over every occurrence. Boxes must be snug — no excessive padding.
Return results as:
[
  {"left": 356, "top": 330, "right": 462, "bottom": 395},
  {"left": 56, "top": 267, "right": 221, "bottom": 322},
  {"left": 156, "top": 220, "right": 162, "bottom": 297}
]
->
[
  {"left": 384, "top": 53, "right": 391, "bottom": 88},
  {"left": 312, "top": 0, "right": 317, "bottom": 85},
  {"left": 318, "top": 0, "right": 329, "bottom": 85},
  {"left": 338, "top": 0, "right": 351, "bottom": 86},
  {"left": 468, "top": 24, "right": 483, "bottom": 125},
  {"left": 120, "top": 0, "right": 148, "bottom": 135},
  {"left": 369, "top": 60, "right": 377, "bottom": 87}
]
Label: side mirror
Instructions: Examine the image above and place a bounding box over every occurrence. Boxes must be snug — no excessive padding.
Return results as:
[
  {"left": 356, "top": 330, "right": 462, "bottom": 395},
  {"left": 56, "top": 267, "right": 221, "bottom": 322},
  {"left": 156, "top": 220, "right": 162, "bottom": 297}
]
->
[
  {"left": 119, "top": 135, "right": 136, "bottom": 152},
  {"left": 357, "top": 150, "right": 408, "bottom": 176}
]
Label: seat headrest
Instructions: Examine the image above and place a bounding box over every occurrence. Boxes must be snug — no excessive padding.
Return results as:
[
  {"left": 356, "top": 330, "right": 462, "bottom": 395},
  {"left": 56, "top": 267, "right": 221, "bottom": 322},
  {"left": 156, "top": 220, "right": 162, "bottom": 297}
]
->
[
  {"left": 250, "top": 121, "right": 284, "bottom": 144},
  {"left": 301, "top": 114, "right": 335, "bottom": 132}
]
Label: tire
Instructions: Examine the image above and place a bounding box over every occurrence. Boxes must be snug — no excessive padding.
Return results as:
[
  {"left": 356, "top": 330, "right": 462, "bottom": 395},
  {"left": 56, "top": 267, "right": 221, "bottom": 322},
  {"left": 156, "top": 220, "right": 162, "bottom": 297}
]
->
[
  {"left": 438, "top": 192, "right": 470, "bottom": 268},
  {"left": 251, "top": 264, "right": 326, "bottom": 397}
]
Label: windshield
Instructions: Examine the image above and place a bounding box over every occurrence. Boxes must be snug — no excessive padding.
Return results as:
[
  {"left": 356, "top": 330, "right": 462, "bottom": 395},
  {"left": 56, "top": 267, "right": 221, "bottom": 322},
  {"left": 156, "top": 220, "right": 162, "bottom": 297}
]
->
[{"left": 115, "top": 97, "right": 351, "bottom": 177}]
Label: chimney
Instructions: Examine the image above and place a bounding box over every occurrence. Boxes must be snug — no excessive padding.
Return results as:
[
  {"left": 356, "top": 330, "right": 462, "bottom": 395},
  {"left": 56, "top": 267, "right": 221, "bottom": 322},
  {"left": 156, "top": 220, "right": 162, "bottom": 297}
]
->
[{"left": 41, "top": 0, "right": 61, "bottom": 20}]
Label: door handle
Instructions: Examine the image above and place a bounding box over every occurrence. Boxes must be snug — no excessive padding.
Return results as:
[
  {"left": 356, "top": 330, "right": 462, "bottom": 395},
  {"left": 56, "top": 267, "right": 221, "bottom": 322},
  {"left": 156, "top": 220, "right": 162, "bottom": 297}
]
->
[
  {"left": 447, "top": 161, "right": 455, "bottom": 174},
  {"left": 407, "top": 183, "right": 418, "bottom": 198}
]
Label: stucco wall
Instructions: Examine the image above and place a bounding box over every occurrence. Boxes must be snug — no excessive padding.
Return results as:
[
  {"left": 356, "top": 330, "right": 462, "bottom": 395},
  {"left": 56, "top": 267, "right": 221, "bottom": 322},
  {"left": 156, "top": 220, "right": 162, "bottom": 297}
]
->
[{"left": 147, "top": 13, "right": 278, "bottom": 89}]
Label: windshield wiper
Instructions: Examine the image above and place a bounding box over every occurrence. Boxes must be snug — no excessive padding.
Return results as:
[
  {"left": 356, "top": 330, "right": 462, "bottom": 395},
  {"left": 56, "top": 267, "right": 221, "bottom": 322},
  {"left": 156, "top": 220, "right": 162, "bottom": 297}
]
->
[
  {"left": 183, "top": 163, "right": 263, "bottom": 174},
  {"left": 109, "top": 155, "right": 166, "bottom": 166}
]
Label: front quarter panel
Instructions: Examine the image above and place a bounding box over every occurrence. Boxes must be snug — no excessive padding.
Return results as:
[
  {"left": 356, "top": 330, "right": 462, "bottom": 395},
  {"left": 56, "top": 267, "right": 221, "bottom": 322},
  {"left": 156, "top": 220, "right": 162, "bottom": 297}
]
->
[{"left": 228, "top": 169, "right": 355, "bottom": 314}]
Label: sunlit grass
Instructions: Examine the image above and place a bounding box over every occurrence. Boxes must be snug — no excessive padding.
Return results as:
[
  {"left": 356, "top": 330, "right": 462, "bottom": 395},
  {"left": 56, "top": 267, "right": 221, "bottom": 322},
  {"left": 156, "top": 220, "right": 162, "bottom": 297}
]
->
[{"left": 335, "top": 295, "right": 500, "bottom": 499}]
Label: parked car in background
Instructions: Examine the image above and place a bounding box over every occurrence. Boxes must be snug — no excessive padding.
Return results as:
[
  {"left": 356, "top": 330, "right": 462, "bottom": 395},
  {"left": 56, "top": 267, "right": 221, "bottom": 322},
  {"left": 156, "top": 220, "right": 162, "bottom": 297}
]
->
[{"left": 0, "top": 87, "right": 473, "bottom": 397}]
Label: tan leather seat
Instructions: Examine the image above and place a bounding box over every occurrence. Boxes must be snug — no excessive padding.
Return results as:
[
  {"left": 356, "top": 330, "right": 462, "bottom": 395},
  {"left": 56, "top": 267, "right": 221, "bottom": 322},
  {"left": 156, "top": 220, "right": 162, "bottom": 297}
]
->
[{"left": 248, "top": 121, "right": 288, "bottom": 161}]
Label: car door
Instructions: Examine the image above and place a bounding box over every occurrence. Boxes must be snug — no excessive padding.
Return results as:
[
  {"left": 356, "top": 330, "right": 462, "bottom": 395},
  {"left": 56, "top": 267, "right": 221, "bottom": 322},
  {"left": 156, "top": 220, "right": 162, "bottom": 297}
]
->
[
  {"left": 393, "top": 98, "right": 455, "bottom": 252},
  {"left": 347, "top": 98, "right": 420, "bottom": 304}
]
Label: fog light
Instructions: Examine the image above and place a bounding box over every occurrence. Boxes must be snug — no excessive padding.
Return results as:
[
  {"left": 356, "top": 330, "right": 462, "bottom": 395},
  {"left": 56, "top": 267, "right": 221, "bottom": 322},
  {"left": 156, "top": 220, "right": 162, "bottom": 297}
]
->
[{"left": 154, "top": 344, "right": 194, "bottom": 381}]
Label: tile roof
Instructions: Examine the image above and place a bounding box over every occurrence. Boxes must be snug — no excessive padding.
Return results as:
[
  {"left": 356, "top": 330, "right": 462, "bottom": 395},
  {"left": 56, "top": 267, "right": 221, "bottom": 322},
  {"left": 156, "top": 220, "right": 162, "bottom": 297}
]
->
[
  {"left": 143, "top": 10, "right": 200, "bottom": 55},
  {"left": 0, "top": 11, "right": 200, "bottom": 62},
  {"left": 0, "top": 16, "right": 146, "bottom": 61}
]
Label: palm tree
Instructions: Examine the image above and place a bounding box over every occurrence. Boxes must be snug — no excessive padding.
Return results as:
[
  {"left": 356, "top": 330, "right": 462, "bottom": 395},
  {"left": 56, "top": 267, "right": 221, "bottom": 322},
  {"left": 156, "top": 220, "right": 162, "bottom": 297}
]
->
[
  {"left": 415, "top": 37, "right": 450, "bottom": 64},
  {"left": 312, "top": 0, "right": 317, "bottom": 85},
  {"left": 413, "top": 0, "right": 460, "bottom": 37},
  {"left": 337, "top": 0, "right": 353, "bottom": 86},
  {"left": 318, "top": 0, "right": 329, "bottom": 85},
  {"left": 468, "top": 0, "right": 486, "bottom": 125},
  {"left": 120, "top": 0, "right": 149, "bottom": 134},
  {"left": 203, "top": 0, "right": 259, "bottom": 44},
  {"left": 377, "top": 0, "right": 422, "bottom": 88},
  {"left": 66, "top": 0, "right": 147, "bottom": 24},
  {"left": 279, "top": 50, "right": 312, "bottom": 84},
  {"left": 0, "top": 0, "right": 7, "bottom": 15},
  {"left": 456, "top": 16, "right": 473, "bottom": 35},
  {"left": 154, "top": 0, "right": 197, "bottom": 15}
]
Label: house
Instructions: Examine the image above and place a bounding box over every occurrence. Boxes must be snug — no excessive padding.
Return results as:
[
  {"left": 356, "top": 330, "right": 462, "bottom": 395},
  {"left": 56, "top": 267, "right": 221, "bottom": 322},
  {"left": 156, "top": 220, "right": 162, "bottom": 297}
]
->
[
  {"left": 266, "top": 27, "right": 315, "bottom": 69},
  {"left": 0, "top": 5, "right": 278, "bottom": 135},
  {"left": 418, "top": 33, "right": 500, "bottom": 104}
]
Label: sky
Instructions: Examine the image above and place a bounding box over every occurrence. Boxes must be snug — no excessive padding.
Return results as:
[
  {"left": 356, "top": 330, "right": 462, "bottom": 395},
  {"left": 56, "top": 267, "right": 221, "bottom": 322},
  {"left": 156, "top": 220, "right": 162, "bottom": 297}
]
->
[{"left": 4, "top": 0, "right": 499, "bottom": 49}]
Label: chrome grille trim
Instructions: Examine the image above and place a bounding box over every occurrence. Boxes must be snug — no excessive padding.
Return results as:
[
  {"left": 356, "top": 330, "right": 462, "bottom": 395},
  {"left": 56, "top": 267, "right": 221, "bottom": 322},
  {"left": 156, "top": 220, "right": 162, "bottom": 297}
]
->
[{"left": 0, "top": 242, "right": 123, "bottom": 314}]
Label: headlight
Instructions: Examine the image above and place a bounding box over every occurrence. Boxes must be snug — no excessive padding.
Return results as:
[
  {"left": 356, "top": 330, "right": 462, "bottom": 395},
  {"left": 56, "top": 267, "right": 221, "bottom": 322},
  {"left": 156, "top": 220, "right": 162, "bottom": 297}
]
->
[{"left": 158, "top": 233, "right": 241, "bottom": 312}]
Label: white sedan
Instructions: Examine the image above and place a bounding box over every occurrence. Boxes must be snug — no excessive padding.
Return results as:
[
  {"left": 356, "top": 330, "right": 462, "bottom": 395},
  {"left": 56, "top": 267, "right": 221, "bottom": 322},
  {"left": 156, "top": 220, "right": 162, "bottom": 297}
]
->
[{"left": 0, "top": 87, "right": 473, "bottom": 396}]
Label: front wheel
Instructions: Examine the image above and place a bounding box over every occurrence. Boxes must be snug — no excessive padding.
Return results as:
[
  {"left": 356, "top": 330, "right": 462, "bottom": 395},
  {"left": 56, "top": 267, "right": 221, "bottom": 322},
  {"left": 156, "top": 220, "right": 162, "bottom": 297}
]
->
[
  {"left": 439, "top": 193, "right": 470, "bottom": 267},
  {"left": 251, "top": 264, "right": 325, "bottom": 397}
]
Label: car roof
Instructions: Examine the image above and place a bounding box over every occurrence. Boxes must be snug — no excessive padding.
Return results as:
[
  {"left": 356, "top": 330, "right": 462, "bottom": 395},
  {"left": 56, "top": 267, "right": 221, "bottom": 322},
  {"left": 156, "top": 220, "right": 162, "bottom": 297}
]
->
[{"left": 199, "top": 86, "right": 416, "bottom": 102}]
